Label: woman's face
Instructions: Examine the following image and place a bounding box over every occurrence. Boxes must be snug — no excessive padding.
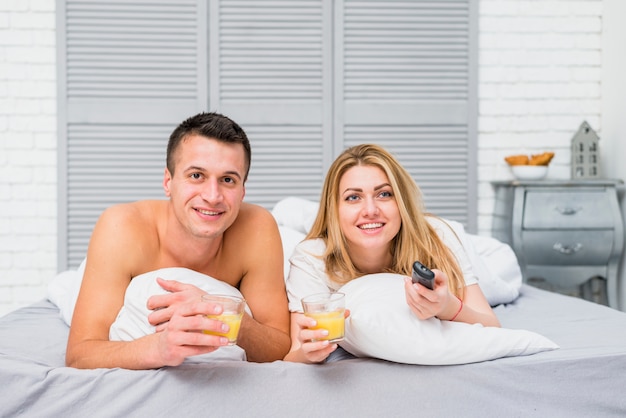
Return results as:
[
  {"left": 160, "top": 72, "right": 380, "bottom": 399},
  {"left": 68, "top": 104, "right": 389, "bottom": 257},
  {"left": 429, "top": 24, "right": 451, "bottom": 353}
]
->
[{"left": 337, "top": 164, "right": 401, "bottom": 254}]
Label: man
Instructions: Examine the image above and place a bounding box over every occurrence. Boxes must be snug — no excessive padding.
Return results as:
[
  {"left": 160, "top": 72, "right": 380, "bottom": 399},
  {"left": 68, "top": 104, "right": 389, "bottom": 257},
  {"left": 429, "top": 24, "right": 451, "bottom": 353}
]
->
[{"left": 66, "top": 112, "right": 291, "bottom": 369}]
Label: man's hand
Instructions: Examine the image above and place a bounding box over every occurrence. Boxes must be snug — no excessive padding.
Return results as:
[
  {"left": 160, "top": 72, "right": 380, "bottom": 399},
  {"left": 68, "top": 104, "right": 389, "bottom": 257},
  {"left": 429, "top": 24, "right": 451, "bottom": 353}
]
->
[
  {"left": 147, "top": 277, "right": 207, "bottom": 331},
  {"left": 144, "top": 277, "right": 238, "bottom": 366},
  {"left": 152, "top": 297, "right": 232, "bottom": 366}
]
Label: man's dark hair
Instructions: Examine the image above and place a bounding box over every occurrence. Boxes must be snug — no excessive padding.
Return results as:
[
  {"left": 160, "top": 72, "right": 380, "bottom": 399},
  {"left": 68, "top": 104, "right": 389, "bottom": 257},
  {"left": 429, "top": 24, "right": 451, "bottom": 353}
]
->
[{"left": 167, "top": 112, "right": 251, "bottom": 180}]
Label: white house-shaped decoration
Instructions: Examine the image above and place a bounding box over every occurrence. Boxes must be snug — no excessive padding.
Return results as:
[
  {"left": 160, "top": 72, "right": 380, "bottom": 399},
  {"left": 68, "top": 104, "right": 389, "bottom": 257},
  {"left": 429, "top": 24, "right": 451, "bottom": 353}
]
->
[{"left": 571, "top": 121, "right": 601, "bottom": 179}]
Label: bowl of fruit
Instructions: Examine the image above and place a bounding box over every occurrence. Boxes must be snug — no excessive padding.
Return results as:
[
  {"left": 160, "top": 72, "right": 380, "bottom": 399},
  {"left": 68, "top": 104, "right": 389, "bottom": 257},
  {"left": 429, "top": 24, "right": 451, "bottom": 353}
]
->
[{"left": 504, "top": 152, "right": 554, "bottom": 180}]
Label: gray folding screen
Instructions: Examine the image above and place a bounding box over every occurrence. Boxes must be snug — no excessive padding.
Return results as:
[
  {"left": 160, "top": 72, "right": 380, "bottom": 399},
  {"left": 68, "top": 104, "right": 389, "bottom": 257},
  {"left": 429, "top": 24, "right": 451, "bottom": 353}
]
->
[{"left": 57, "top": 0, "right": 478, "bottom": 270}]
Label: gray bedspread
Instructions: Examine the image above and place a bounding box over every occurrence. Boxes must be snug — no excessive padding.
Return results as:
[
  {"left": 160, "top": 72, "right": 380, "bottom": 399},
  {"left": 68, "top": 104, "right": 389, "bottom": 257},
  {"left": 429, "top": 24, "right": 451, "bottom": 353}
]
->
[{"left": 1, "top": 285, "right": 625, "bottom": 417}]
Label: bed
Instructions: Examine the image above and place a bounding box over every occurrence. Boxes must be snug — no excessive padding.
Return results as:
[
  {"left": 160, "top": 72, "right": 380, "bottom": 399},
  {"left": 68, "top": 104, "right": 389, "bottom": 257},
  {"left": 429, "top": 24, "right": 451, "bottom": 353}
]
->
[
  {"left": 2, "top": 198, "right": 626, "bottom": 417},
  {"left": 2, "top": 285, "right": 626, "bottom": 417}
]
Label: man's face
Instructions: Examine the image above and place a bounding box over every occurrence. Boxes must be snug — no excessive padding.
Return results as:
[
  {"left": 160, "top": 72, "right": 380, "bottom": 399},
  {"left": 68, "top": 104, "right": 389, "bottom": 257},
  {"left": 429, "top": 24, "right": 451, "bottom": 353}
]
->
[{"left": 163, "top": 135, "right": 246, "bottom": 239}]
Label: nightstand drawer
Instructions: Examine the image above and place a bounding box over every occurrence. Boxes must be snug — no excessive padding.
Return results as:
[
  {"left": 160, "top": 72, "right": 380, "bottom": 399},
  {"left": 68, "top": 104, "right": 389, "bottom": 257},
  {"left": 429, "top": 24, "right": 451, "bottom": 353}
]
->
[
  {"left": 523, "top": 190, "right": 615, "bottom": 229},
  {"left": 521, "top": 230, "right": 614, "bottom": 265}
]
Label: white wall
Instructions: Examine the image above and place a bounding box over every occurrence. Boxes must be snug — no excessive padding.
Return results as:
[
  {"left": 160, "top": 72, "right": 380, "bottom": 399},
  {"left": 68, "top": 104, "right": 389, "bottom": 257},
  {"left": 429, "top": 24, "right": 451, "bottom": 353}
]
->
[
  {"left": 601, "top": 0, "right": 626, "bottom": 308},
  {"left": 0, "top": 0, "right": 57, "bottom": 316},
  {"left": 0, "top": 0, "right": 615, "bottom": 316},
  {"left": 477, "top": 0, "right": 603, "bottom": 233}
]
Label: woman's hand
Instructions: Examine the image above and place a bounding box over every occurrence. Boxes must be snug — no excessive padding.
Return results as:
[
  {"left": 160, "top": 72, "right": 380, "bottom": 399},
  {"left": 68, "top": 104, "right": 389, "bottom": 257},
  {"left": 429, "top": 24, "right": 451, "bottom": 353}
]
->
[
  {"left": 403, "top": 269, "right": 459, "bottom": 320},
  {"left": 404, "top": 272, "right": 500, "bottom": 327},
  {"left": 293, "top": 314, "right": 337, "bottom": 363},
  {"left": 284, "top": 310, "right": 350, "bottom": 363}
]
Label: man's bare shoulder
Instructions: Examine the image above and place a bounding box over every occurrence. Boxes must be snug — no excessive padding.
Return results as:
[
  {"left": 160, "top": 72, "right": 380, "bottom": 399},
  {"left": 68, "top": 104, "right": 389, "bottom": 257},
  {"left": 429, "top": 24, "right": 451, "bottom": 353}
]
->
[
  {"left": 93, "top": 200, "right": 167, "bottom": 250},
  {"left": 230, "top": 202, "right": 277, "bottom": 231},
  {"left": 224, "top": 202, "right": 280, "bottom": 246},
  {"left": 207, "top": 202, "right": 282, "bottom": 285},
  {"left": 87, "top": 200, "right": 167, "bottom": 274},
  {"left": 98, "top": 200, "right": 165, "bottom": 227}
]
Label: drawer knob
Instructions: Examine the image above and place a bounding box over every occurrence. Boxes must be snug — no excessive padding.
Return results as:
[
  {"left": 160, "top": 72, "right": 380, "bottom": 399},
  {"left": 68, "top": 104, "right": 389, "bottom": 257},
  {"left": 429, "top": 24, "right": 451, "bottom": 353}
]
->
[
  {"left": 552, "top": 243, "right": 583, "bottom": 254},
  {"left": 555, "top": 206, "right": 581, "bottom": 215}
]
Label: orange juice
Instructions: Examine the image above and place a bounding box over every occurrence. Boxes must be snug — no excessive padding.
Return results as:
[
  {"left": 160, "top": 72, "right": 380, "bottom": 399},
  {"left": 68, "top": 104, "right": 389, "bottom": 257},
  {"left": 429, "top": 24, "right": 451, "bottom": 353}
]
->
[
  {"left": 204, "top": 313, "right": 243, "bottom": 345},
  {"left": 202, "top": 294, "right": 245, "bottom": 345},
  {"left": 306, "top": 310, "right": 345, "bottom": 343}
]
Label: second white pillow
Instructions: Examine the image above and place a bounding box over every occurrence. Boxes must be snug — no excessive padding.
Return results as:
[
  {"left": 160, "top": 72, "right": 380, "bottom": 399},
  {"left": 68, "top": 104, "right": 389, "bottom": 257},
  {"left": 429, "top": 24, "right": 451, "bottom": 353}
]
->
[{"left": 338, "top": 273, "right": 558, "bottom": 365}]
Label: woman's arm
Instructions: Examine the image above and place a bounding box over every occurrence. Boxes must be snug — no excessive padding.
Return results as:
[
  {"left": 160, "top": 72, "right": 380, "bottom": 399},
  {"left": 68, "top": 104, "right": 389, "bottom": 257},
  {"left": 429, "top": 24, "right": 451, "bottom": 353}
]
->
[
  {"left": 404, "top": 271, "right": 501, "bottom": 327},
  {"left": 438, "top": 283, "right": 501, "bottom": 327}
]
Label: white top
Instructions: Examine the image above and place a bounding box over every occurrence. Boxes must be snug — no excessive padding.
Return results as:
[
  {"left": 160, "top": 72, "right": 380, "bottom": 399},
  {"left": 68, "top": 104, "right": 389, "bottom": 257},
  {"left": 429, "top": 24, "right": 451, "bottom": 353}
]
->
[{"left": 285, "top": 217, "right": 478, "bottom": 312}]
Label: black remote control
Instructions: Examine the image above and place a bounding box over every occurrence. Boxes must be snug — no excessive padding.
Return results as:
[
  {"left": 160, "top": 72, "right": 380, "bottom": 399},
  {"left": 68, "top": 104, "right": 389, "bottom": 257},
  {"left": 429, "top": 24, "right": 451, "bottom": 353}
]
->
[{"left": 412, "top": 261, "right": 435, "bottom": 290}]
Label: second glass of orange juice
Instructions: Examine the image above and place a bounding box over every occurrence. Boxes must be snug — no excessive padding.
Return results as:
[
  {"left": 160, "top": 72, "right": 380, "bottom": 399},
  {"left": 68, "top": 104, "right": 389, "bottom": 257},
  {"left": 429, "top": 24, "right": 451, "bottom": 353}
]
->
[{"left": 301, "top": 292, "right": 345, "bottom": 343}]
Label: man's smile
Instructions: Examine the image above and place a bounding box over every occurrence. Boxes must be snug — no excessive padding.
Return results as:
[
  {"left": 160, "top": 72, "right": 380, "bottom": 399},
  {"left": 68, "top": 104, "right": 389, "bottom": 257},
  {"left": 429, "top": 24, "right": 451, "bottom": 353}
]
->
[{"left": 195, "top": 208, "right": 223, "bottom": 216}]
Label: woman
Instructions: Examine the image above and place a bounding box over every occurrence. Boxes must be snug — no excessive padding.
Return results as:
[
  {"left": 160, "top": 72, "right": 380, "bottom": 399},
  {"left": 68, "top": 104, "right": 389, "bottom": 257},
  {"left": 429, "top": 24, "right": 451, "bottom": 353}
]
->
[{"left": 283, "top": 144, "right": 500, "bottom": 363}]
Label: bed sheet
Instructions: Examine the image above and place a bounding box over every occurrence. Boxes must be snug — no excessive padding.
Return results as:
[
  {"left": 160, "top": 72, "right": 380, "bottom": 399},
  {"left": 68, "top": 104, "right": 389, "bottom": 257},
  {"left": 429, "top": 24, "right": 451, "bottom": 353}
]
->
[{"left": 1, "top": 285, "right": 625, "bottom": 417}]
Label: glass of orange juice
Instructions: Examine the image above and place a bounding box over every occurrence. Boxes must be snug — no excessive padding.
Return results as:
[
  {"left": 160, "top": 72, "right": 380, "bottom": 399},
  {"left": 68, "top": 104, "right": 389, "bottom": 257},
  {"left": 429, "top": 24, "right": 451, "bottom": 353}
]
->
[
  {"left": 301, "top": 292, "right": 345, "bottom": 343},
  {"left": 202, "top": 294, "right": 245, "bottom": 345}
]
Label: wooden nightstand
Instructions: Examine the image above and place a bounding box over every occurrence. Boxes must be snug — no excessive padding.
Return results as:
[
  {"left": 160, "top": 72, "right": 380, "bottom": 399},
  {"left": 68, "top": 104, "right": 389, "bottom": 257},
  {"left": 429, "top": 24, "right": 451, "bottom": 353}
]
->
[{"left": 491, "top": 179, "right": 625, "bottom": 308}]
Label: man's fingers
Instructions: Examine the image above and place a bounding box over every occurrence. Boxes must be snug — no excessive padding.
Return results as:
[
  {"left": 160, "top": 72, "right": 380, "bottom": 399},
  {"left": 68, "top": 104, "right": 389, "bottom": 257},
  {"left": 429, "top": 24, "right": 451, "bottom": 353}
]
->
[{"left": 155, "top": 277, "right": 187, "bottom": 292}]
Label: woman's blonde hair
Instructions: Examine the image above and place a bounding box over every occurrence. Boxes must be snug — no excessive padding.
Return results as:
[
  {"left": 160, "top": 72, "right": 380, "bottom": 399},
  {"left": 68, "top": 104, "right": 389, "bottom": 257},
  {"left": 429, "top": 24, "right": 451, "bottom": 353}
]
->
[{"left": 307, "top": 144, "right": 465, "bottom": 298}]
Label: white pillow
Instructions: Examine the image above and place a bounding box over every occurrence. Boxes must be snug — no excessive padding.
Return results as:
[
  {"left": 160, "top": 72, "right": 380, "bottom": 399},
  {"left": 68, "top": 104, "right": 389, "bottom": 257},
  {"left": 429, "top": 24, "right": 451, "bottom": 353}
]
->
[
  {"left": 109, "top": 267, "right": 250, "bottom": 363},
  {"left": 272, "top": 197, "right": 318, "bottom": 234},
  {"left": 440, "top": 218, "right": 521, "bottom": 306},
  {"left": 46, "top": 257, "right": 86, "bottom": 326},
  {"left": 338, "top": 274, "right": 558, "bottom": 365},
  {"left": 470, "top": 233, "right": 523, "bottom": 289},
  {"left": 278, "top": 226, "right": 306, "bottom": 278},
  {"left": 465, "top": 233, "right": 521, "bottom": 306}
]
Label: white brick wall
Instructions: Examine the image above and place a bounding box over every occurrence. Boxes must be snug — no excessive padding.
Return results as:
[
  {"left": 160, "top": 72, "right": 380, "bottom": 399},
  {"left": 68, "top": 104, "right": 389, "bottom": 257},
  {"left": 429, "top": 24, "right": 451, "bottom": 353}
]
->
[
  {"left": 0, "top": 0, "right": 609, "bottom": 316},
  {"left": 477, "top": 0, "right": 603, "bottom": 234},
  {"left": 0, "top": 1, "right": 57, "bottom": 316}
]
